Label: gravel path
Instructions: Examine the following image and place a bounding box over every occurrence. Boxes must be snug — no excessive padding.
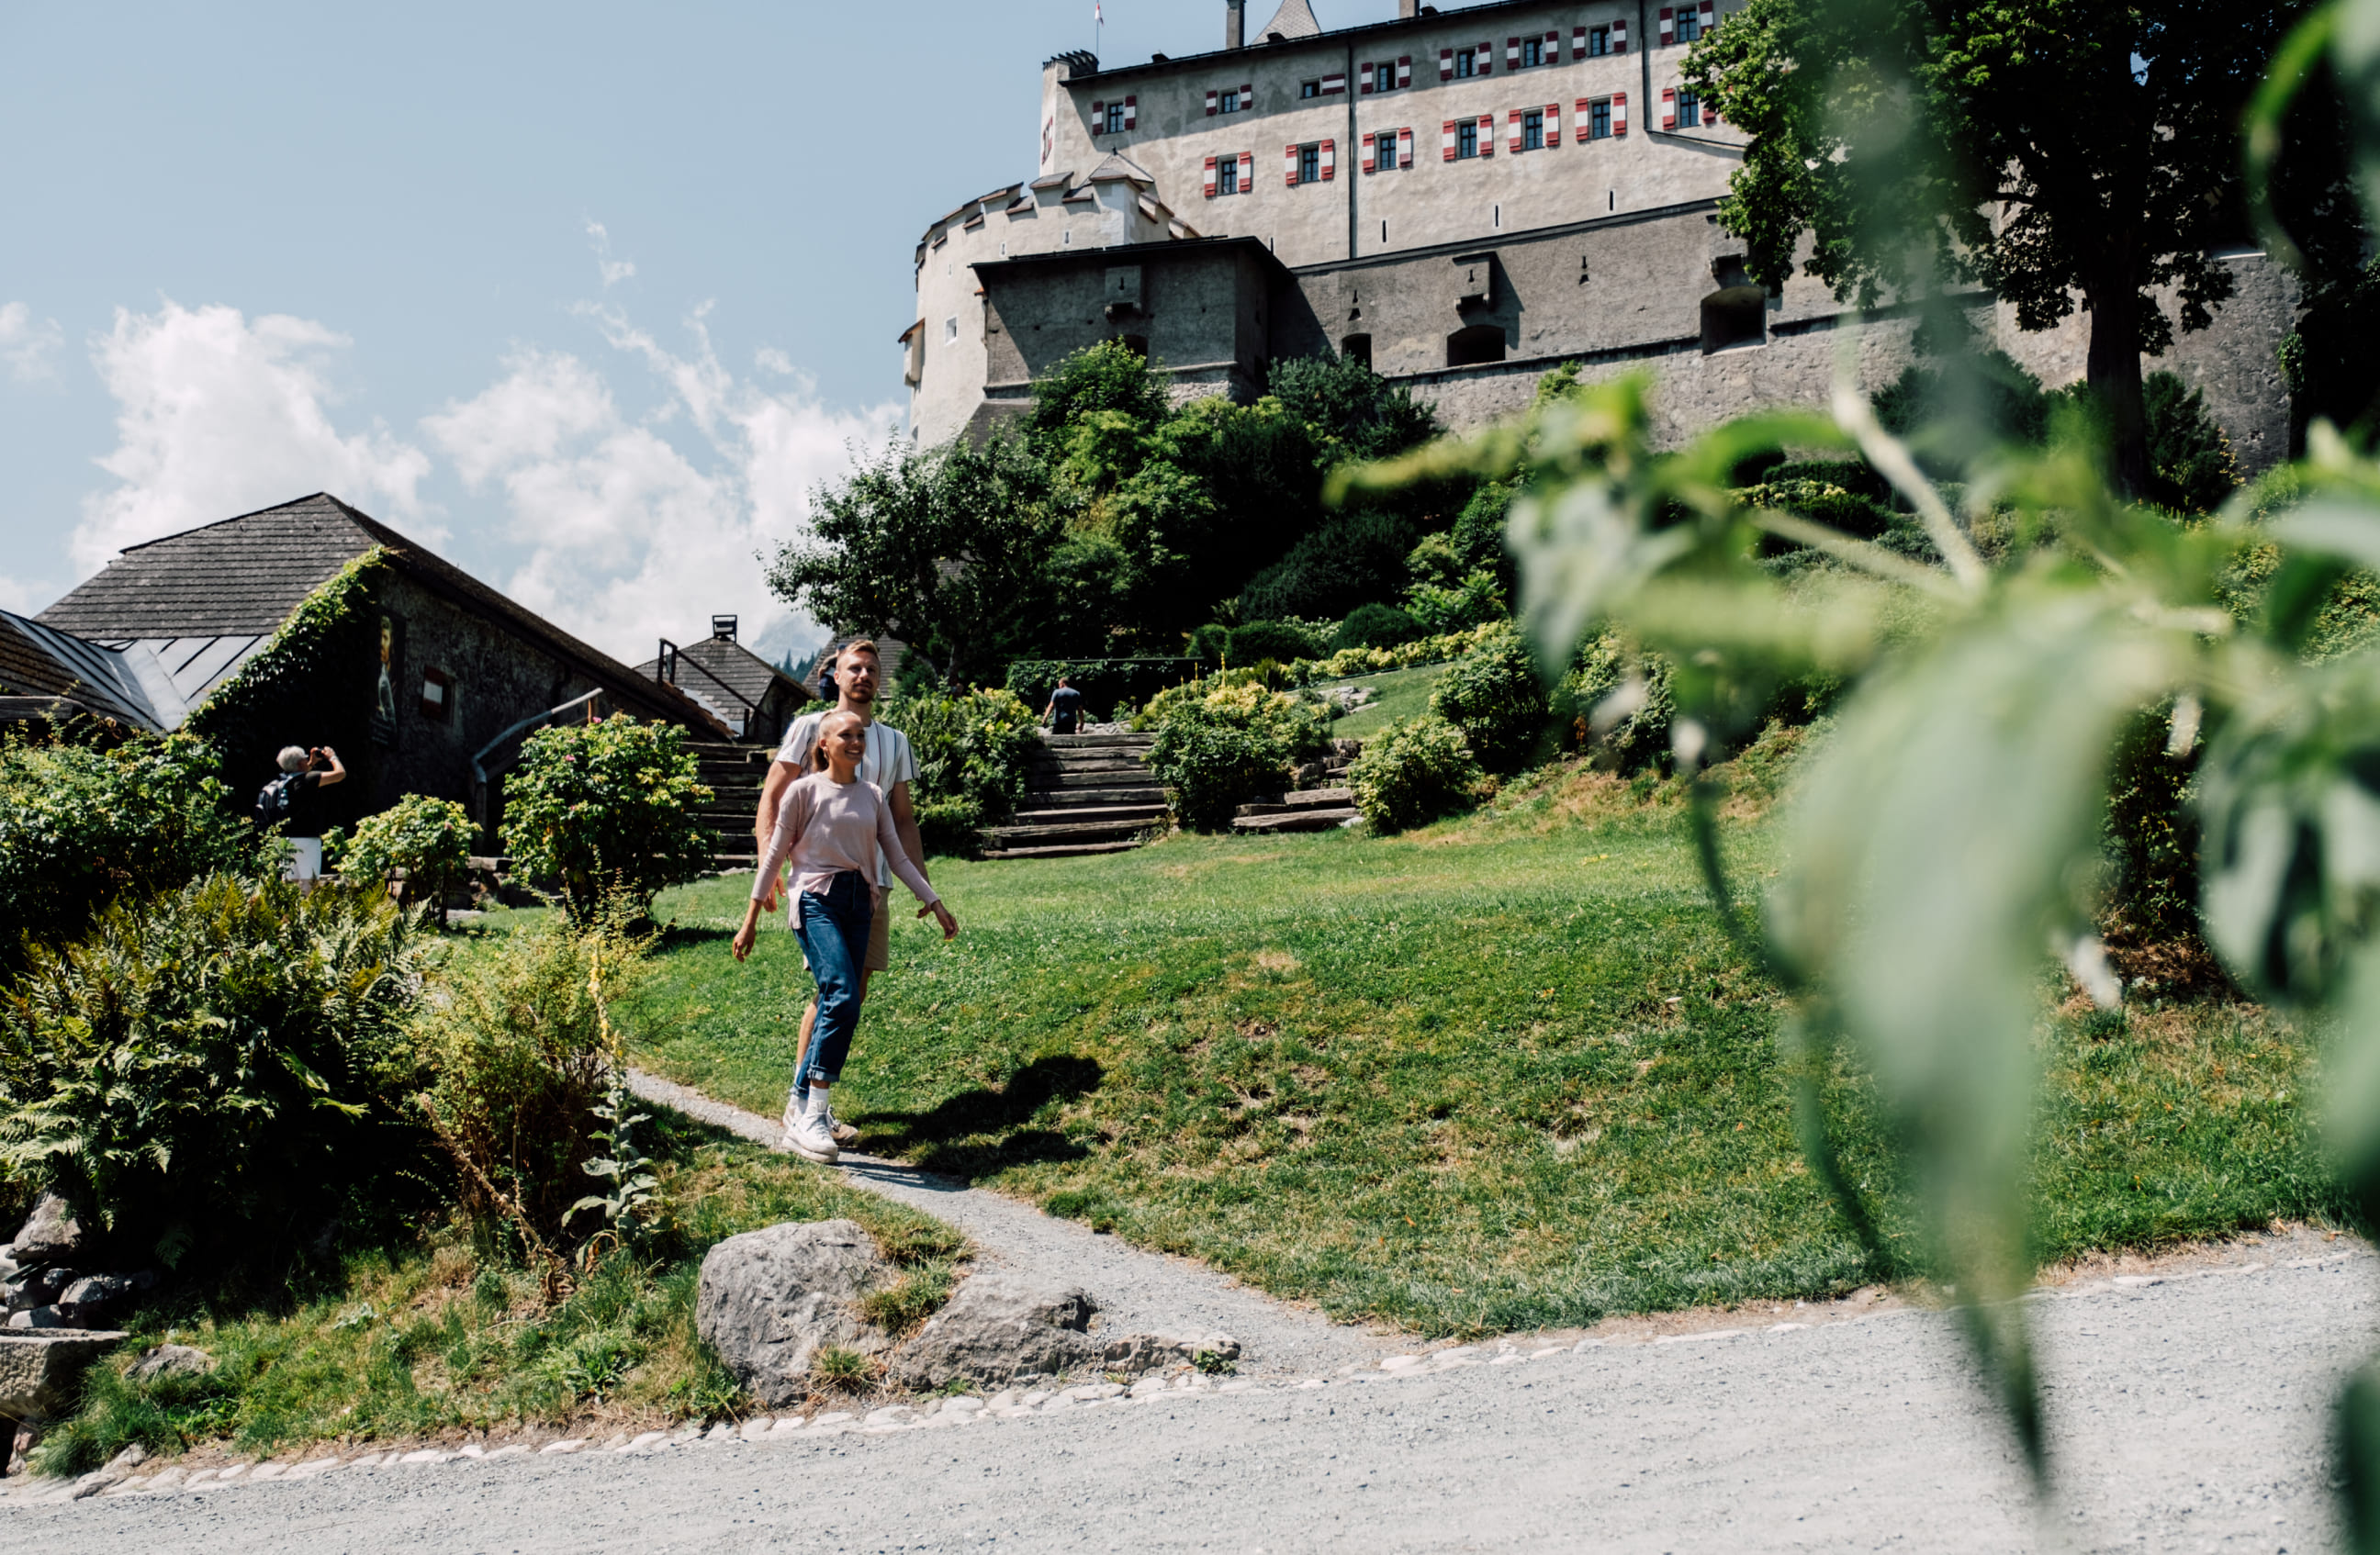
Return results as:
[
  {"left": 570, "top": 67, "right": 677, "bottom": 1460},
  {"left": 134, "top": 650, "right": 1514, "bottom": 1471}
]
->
[
  {"left": 6, "top": 1247, "right": 2369, "bottom": 1551},
  {"left": 625, "top": 1068, "right": 1393, "bottom": 1378}
]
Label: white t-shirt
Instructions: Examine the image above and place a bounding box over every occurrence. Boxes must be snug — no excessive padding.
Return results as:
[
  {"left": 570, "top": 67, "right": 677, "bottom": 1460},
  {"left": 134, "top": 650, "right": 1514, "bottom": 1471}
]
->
[{"left": 772, "top": 710, "right": 920, "bottom": 888}]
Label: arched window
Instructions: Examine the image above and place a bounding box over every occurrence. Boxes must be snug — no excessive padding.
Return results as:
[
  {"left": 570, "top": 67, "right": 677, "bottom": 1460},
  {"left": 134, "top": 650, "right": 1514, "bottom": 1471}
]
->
[{"left": 1341, "top": 333, "right": 1374, "bottom": 368}]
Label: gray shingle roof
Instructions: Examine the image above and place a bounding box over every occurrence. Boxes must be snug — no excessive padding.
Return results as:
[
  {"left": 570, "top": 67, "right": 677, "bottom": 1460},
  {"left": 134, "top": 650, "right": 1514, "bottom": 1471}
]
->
[
  {"left": 632, "top": 634, "right": 810, "bottom": 738},
  {"left": 34, "top": 492, "right": 729, "bottom": 738}
]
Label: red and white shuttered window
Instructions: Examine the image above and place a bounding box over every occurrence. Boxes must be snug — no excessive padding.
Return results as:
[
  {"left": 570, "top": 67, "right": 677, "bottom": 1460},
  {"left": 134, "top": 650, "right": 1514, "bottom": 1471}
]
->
[
  {"left": 1358, "top": 56, "right": 1416, "bottom": 94},
  {"left": 1439, "top": 117, "right": 1495, "bottom": 158},
  {"left": 1576, "top": 95, "right": 1628, "bottom": 140},
  {"left": 1545, "top": 102, "right": 1562, "bottom": 145},
  {"left": 1089, "top": 96, "right": 1137, "bottom": 135},
  {"left": 1203, "top": 151, "right": 1257, "bottom": 197},
  {"left": 1398, "top": 56, "right": 1411, "bottom": 87},
  {"left": 1506, "top": 31, "right": 1560, "bottom": 68},
  {"left": 1205, "top": 84, "right": 1256, "bottom": 117},
  {"left": 1662, "top": 87, "right": 1676, "bottom": 128},
  {"left": 1506, "top": 105, "right": 1563, "bottom": 151},
  {"left": 1440, "top": 42, "right": 1492, "bottom": 79},
  {"left": 1360, "top": 130, "right": 1414, "bottom": 173},
  {"left": 1700, "top": 1, "right": 1717, "bottom": 32},
  {"left": 1612, "top": 18, "right": 1629, "bottom": 51},
  {"left": 1658, "top": 6, "right": 1675, "bottom": 43},
  {"left": 1285, "top": 141, "right": 1339, "bottom": 185}
]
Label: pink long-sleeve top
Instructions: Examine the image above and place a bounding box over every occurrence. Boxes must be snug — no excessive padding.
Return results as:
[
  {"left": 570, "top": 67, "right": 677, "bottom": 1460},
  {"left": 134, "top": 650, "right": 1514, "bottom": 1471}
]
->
[{"left": 751, "top": 772, "right": 938, "bottom": 908}]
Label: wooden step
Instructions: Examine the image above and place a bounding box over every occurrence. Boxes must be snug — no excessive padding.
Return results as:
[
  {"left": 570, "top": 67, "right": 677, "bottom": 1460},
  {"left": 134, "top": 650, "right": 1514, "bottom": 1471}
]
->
[
  {"left": 1034, "top": 767, "right": 1165, "bottom": 790},
  {"left": 1038, "top": 733, "right": 1155, "bottom": 750},
  {"left": 981, "top": 840, "right": 1147, "bottom": 860},
  {"left": 1230, "top": 808, "right": 1363, "bottom": 833}
]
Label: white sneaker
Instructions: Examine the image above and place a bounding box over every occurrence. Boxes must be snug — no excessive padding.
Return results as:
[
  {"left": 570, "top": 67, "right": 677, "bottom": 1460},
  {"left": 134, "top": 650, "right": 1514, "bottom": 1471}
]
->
[
  {"left": 781, "top": 1088, "right": 839, "bottom": 1163},
  {"left": 821, "top": 1098, "right": 859, "bottom": 1147}
]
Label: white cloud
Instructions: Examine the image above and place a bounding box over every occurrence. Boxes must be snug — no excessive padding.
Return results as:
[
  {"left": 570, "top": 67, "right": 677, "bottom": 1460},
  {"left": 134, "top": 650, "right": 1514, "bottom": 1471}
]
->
[
  {"left": 586, "top": 220, "right": 636, "bottom": 288},
  {"left": 753, "top": 346, "right": 793, "bottom": 376},
  {"left": 0, "top": 302, "right": 63, "bottom": 382},
  {"left": 75, "top": 301, "right": 432, "bottom": 576},
  {"left": 423, "top": 309, "right": 901, "bottom": 662},
  {"left": 0, "top": 575, "right": 48, "bottom": 615}
]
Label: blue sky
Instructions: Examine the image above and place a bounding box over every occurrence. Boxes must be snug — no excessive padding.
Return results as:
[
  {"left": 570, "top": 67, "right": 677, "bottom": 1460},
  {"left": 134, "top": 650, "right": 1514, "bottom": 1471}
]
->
[{"left": 0, "top": 2, "right": 1400, "bottom": 663}]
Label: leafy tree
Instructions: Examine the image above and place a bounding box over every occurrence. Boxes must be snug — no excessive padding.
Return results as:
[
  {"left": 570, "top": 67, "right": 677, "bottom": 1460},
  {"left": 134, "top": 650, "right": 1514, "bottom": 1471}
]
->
[
  {"left": 769, "top": 433, "right": 1083, "bottom": 686},
  {"left": 331, "top": 792, "right": 475, "bottom": 924},
  {"left": 1024, "top": 340, "right": 1171, "bottom": 456},
  {"left": 1688, "top": 0, "right": 2308, "bottom": 493},
  {"left": 499, "top": 717, "right": 714, "bottom": 923},
  {"left": 1239, "top": 510, "right": 1421, "bottom": 621},
  {"left": 1267, "top": 353, "right": 1442, "bottom": 464}
]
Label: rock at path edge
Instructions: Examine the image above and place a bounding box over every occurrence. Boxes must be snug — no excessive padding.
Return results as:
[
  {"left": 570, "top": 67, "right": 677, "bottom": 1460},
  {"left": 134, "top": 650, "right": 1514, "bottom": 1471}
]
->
[
  {"left": 696, "top": 1220, "right": 891, "bottom": 1409},
  {"left": 129, "top": 1343, "right": 216, "bottom": 1382}
]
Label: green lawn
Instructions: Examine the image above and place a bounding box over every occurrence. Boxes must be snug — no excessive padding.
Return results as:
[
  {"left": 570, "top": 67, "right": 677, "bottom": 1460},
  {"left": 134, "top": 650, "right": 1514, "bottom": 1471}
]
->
[
  {"left": 1319, "top": 662, "right": 1451, "bottom": 739},
  {"left": 615, "top": 766, "right": 2341, "bottom": 1337}
]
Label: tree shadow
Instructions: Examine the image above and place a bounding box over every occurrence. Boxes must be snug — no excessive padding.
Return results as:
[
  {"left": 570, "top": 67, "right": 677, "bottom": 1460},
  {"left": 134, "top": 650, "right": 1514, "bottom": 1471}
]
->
[
  {"left": 850, "top": 1055, "right": 1105, "bottom": 1181},
  {"left": 656, "top": 923, "right": 735, "bottom": 947}
]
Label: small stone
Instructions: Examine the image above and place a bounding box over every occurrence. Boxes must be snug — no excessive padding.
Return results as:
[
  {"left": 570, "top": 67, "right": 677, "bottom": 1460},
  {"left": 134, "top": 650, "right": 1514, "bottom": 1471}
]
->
[
  {"left": 1655, "top": 1328, "right": 1747, "bottom": 1345},
  {"left": 1768, "top": 1322, "right": 1809, "bottom": 1334},
  {"left": 809, "top": 1411, "right": 856, "bottom": 1429},
  {"left": 1572, "top": 1337, "right": 1604, "bottom": 1352},
  {"left": 183, "top": 1470, "right": 218, "bottom": 1486},
  {"left": 6, "top": 1307, "right": 65, "bottom": 1330},
  {"left": 738, "top": 1416, "right": 775, "bottom": 1442},
  {"left": 400, "top": 1450, "right": 449, "bottom": 1465},
  {"left": 1218, "top": 1379, "right": 1254, "bottom": 1393},
  {"left": 1128, "top": 1377, "right": 1170, "bottom": 1398},
  {"left": 143, "top": 1467, "right": 187, "bottom": 1491},
  {"left": 669, "top": 1424, "right": 703, "bottom": 1443},
  {"left": 101, "top": 1475, "right": 152, "bottom": 1496},
  {"left": 1489, "top": 1354, "right": 1523, "bottom": 1365},
  {"left": 984, "top": 1389, "right": 1023, "bottom": 1411},
  {"left": 540, "top": 1439, "right": 588, "bottom": 1455},
  {"left": 455, "top": 1445, "right": 486, "bottom": 1459},
  {"left": 597, "top": 1433, "right": 630, "bottom": 1451},
  {"left": 106, "top": 1443, "right": 149, "bottom": 1470},
  {"left": 766, "top": 1416, "right": 808, "bottom": 1437},
  {"left": 131, "top": 1344, "right": 217, "bottom": 1382},
  {"left": 863, "top": 1406, "right": 917, "bottom": 1427},
  {"left": 939, "top": 1396, "right": 983, "bottom": 1415},
  {"left": 2111, "top": 1275, "right": 2163, "bottom": 1288},
  {"left": 704, "top": 1423, "right": 735, "bottom": 1443},
  {"left": 1379, "top": 1355, "right": 1423, "bottom": 1371},
  {"left": 214, "top": 1463, "right": 248, "bottom": 1481},
  {"left": 249, "top": 1462, "right": 288, "bottom": 1481},
  {"left": 1019, "top": 1389, "right": 1052, "bottom": 1408},
  {"left": 348, "top": 1453, "right": 387, "bottom": 1469},
  {"left": 485, "top": 1444, "right": 531, "bottom": 1460},
  {"left": 289, "top": 1457, "right": 343, "bottom": 1477},
  {"left": 619, "top": 1431, "right": 668, "bottom": 1453},
  {"left": 1530, "top": 1347, "right": 1566, "bottom": 1359}
]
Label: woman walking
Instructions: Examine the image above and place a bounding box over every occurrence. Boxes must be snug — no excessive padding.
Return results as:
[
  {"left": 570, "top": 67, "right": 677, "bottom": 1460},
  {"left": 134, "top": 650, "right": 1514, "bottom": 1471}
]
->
[{"left": 733, "top": 710, "right": 957, "bottom": 1162}]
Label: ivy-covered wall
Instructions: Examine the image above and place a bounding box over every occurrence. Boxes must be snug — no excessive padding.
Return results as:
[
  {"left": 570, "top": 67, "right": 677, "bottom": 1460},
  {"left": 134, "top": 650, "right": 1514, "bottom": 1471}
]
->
[{"left": 185, "top": 549, "right": 390, "bottom": 835}]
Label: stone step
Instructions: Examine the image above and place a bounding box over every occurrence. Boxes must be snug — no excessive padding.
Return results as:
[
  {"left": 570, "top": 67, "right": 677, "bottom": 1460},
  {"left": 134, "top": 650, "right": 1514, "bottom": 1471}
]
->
[
  {"left": 1028, "top": 750, "right": 1155, "bottom": 770},
  {"left": 1230, "top": 808, "right": 1363, "bottom": 833},
  {"left": 1016, "top": 786, "right": 1167, "bottom": 809},
  {"left": 1010, "top": 802, "right": 1170, "bottom": 827},
  {"left": 981, "top": 816, "right": 1164, "bottom": 847},
  {"left": 980, "top": 840, "right": 1147, "bottom": 860},
  {"left": 1034, "top": 767, "right": 1163, "bottom": 790},
  {"left": 1038, "top": 733, "right": 1155, "bottom": 749},
  {"left": 1232, "top": 789, "right": 1353, "bottom": 818}
]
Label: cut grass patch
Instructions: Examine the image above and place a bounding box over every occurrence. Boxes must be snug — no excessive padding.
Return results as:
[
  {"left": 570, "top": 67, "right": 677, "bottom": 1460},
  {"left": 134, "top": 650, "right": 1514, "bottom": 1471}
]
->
[
  {"left": 31, "top": 1113, "right": 963, "bottom": 1475},
  {"left": 616, "top": 763, "right": 2345, "bottom": 1337}
]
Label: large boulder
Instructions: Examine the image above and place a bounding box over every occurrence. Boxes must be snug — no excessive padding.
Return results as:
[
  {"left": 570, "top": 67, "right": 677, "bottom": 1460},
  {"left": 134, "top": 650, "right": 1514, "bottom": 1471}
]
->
[
  {"left": 694, "top": 1220, "right": 890, "bottom": 1408},
  {"left": 57, "top": 1272, "right": 155, "bottom": 1329},
  {"left": 11, "top": 1198, "right": 82, "bottom": 1269},
  {"left": 129, "top": 1344, "right": 215, "bottom": 1383},
  {"left": 889, "top": 1274, "right": 1103, "bottom": 1388},
  {"left": 0, "top": 1332, "right": 128, "bottom": 1420}
]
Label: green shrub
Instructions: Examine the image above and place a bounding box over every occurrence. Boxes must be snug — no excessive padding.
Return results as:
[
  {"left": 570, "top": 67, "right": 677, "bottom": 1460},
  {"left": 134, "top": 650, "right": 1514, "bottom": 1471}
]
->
[
  {"left": 880, "top": 686, "right": 1039, "bottom": 834},
  {"left": 1187, "top": 624, "right": 1231, "bottom": 664},
  {"left": 500, "top": 717, "right": 715, "bottom": 923},
  {"left": 1564, "top": 633, "right": 1679, "bottom": 773},
  {"left": 1227, "top": 620, "right": 1330, "bottom": 666},
  {"left": 1405, "top": 532, "right": 1510, "bottom": 634},
  {"left": 1145, "top": 677, "right": 1333, "bottom": 831},
  {"left": 2102, "top": 702, "right": 2202, "bottom": 945},
  {"left": 0, "top": 729, "right": 261, "bottom": 975},
  {"left": 415, "top": 912, "right": 646, "bottom": 1254},
  {"left": 2142, "top": 370, "right": 2243, "bottom": 514},
  {"left": 1335, "top": 603, "right": 1422, "bottom": 651},
  {"left": 1429, "top": 626, "right": 1549, "bottom": 773},
  {"left": 0, "top": 876, "right": 429, "bottom": 1267},
  {"left": 333, "top": 794, "right": 474, "bottom": 915},
  {"left": 1346, "top": 716, "right": 1484, "bottom": 833}
]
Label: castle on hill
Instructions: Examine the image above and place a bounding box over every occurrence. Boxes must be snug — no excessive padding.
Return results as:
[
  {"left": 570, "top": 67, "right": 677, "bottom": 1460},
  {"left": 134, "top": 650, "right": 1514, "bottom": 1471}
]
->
[{"left": 904, "top": 0, "right": 2295, "bottom": 468}]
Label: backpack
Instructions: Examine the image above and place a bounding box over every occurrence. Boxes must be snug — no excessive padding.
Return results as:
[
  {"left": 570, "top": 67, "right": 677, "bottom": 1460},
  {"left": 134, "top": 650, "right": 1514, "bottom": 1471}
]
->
[{"left": 256, "top": 773, "right": 298, "bottom": 827}]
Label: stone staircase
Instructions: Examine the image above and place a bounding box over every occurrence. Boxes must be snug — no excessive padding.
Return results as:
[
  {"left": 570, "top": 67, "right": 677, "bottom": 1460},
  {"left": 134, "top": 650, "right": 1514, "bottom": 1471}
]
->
[
  {"left": 690, "top": 740, "right": 773, "bottom": 868},
  {"left": 981, "top": 733, "right": 1168, "bottom": 860},
  {"left": 1230, "top": 738, "right": 1364, "bottom": 833}
]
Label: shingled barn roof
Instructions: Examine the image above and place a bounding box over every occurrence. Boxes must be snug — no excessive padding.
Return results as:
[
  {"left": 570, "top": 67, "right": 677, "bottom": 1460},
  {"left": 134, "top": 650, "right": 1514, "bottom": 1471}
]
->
[
  {"left": 632, "top": 632, "right": 811, "bottom": 739},
  {"left": 35, "top": 493, "right": 727, "bottom": 736}
]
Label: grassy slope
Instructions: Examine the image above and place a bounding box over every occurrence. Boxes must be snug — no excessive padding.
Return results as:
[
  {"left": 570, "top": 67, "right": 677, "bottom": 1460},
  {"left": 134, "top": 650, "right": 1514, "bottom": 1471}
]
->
[
  {"left": 1319, "top": 662, "right": 1450, "bottom": 738},
  {"left": 621, "top": 764, "right": 2339, "bottom": 1337}
]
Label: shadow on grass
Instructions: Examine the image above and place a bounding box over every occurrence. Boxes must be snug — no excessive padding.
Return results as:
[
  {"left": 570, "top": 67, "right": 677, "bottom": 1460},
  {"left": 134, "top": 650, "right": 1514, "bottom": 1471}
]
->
[{"left": 853, "top": 1055, "right": 1104, "bottom": 1181}]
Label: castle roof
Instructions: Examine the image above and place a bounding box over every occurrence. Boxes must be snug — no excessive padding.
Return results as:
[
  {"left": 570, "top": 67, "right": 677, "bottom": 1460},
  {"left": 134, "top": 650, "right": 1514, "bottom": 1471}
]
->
[{"left": 1066, "top": 0, "right": 1564, "bottom": 86}]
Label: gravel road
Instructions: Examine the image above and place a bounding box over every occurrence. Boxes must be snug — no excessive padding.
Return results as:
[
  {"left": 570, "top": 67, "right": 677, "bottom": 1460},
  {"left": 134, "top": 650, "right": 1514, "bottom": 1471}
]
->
[
  {"left": 6, "top": 1248, "right": 2370, "bottom": 1553},
  {"left": 626, "top": 1068, "right": 1394, "bottom": 1378}
]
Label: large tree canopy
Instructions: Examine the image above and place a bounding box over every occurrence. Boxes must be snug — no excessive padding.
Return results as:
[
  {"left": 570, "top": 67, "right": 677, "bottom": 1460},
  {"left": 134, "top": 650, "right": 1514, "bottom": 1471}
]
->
[{"left": 1689, "top": 0, "right": 2309, "bottom": 489}]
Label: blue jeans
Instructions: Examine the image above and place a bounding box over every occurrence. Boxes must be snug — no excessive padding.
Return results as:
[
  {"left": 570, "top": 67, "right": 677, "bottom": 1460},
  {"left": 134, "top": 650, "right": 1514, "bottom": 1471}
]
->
[{"left": 793, "top": 870, "right": 874, "bottom": 1091}]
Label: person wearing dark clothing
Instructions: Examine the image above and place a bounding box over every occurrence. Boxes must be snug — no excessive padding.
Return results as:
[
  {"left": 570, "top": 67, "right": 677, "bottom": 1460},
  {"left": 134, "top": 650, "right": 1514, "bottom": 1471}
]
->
[
  {"left": 1042, "top": 677, "right": 1084, "bottom": 735},
  {"left": 260, "top": 744, "right": 345, "bottom": 889}
]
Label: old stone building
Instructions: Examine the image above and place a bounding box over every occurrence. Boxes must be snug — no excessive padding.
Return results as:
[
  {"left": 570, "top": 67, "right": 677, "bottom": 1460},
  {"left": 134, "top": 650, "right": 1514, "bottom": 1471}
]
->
[{"left": 907, "top": 0, "right": 2296, "bottom": 469}]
